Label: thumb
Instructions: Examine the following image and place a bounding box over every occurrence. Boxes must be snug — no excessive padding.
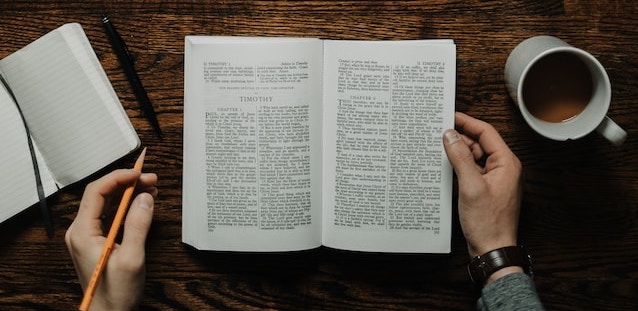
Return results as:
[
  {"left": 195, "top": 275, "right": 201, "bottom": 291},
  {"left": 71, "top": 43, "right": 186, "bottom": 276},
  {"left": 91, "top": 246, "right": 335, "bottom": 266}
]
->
[
  {"left": 120, "top": 192, "right": 154, "bottom": 256},
  {"left": 442, "top": 129, "right": 483, "bottom": 187}
]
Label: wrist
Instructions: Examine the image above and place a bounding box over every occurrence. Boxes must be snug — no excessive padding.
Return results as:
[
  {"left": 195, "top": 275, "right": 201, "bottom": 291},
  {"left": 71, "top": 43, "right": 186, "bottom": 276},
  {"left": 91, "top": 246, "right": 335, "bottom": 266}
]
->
[
  {"left": 467, "top": 245, "right": 533, "bottom": 287},
  {"left": 484, "top": 266, "right": 524, "bottom": 285},
  {"left": 468, "top": 238, "right": 518, "bottom": 259}
]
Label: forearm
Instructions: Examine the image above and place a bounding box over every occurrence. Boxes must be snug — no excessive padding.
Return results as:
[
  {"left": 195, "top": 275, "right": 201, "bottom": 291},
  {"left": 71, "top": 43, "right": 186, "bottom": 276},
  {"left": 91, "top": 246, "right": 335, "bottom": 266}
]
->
[{"left": 477, "top": 273, "right": 544, "bottom": 311}]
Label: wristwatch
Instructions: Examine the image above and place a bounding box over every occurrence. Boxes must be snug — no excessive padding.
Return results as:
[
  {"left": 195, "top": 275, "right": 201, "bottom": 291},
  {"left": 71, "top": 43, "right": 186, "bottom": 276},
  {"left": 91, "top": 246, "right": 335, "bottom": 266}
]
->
[{"left": 467, "top": 245, "right": 533, "bottom": 286}]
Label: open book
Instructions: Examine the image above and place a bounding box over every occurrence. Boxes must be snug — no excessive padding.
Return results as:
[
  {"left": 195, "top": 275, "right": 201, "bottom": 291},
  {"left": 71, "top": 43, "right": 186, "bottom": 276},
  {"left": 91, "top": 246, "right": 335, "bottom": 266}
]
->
[
  {"left": 0, "top": 23, "right": 140, "bottom": 224},
  {"left": 183, "top": 37, "right": 455, "bottom": 253}
]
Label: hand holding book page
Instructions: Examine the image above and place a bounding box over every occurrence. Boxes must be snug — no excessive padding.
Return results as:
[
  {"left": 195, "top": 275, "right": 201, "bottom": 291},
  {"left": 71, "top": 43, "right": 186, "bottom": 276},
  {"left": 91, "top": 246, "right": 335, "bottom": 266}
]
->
[
  {"left": 0, "top": 23, "right": 139, "bottom": 225},
  {"left": 183, "top": 37, "right": 455, "bottom": 253}
]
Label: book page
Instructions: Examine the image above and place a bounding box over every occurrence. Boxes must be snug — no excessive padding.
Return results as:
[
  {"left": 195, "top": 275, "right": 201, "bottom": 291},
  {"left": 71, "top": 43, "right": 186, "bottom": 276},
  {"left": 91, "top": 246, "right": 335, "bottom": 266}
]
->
[
  {"left": 0, "top": 23, "right": 139, "bottom": 188},
  {"left": 183, "top": 37, "right": 323, "bottom": 251},
  {"left": 322, "top": 40, "right": 456, "bottom": 253},
  {"left": 0, "top": 77, "right": 58, "bottom": 223}
]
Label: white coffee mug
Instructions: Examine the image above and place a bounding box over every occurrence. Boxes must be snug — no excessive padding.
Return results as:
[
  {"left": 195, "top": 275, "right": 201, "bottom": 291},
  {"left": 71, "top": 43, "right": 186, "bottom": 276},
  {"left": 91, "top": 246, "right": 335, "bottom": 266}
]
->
[{"left": 505, "top": 36, "right": 626, "bottom": 146}]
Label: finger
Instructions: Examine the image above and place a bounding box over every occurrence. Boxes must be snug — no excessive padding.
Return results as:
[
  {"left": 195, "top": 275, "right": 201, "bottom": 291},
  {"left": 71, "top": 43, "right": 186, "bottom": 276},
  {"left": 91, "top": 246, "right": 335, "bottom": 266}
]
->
[
  {"left": 454, "top": 112, "right": 510, "bottom": 156},
  {"left": 74, "top": 169, "right": 141, "bottom": 233},
  {"left": 443, "top": 129, "right": 485, "bottom": 187},
  {"left": 135, "top": 173, "right": 159, "bottom": 198},
  {"left": 119, "top": 192, "right": 155, "bottom": 261},
  {"left": 460, "top": 133, "right": 487, "bottom": 163},
  {"left": 137, "top": 173, "right": 158, "bottom": 190}
]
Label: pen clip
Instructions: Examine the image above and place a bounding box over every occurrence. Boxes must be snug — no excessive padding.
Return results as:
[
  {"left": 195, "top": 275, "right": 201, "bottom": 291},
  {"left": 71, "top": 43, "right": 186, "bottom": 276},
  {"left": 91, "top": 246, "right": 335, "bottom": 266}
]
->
[{"left": 102, "top": 14, "right": 135, "bottom": 64}]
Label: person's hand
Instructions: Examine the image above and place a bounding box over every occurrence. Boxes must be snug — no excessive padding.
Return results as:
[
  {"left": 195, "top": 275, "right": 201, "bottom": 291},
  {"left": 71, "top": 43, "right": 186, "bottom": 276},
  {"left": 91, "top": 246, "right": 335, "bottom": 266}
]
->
[
  {"left": 65, "top": 169, "right": 158, "bottom": 311},
  {"left": 442, "top": 112, "right": 523, "bottom": 284}
]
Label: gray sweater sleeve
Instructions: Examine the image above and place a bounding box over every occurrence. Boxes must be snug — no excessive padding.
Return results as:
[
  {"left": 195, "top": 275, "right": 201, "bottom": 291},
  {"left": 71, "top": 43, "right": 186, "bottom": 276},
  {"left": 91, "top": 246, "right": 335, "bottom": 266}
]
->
[{"left": 477, "top": 273, "right": 544, "bottom": 311}]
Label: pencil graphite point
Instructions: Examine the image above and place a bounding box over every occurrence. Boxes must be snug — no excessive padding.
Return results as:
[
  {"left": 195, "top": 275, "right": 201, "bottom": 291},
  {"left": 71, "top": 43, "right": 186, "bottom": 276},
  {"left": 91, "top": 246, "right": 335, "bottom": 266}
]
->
[
  {"left": 78, "top": 147, "right": 146, "bottom": 311},
  {"left": 136, "top": 147, "right": 147, "bottom": 169}
]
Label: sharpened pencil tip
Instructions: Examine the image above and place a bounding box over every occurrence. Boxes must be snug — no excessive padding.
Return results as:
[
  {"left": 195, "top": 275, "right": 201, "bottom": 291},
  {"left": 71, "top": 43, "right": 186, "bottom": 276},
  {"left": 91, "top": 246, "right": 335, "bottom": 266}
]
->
[{"left": 135, "top": 147, "right": 147, "bottom": 169}]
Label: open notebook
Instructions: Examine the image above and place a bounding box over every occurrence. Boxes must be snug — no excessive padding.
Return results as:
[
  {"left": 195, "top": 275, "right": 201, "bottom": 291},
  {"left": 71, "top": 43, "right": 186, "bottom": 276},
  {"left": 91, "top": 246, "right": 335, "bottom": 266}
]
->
[{"left": 0, "top": 23, "right": 140, "bottom": 224}]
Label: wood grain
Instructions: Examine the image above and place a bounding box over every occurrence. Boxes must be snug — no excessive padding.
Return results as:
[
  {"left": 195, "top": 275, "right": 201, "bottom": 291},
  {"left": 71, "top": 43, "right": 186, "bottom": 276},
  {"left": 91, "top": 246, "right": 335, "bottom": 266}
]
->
[{"left": 1, "top": 1, "right": 637, "bottom": 310}]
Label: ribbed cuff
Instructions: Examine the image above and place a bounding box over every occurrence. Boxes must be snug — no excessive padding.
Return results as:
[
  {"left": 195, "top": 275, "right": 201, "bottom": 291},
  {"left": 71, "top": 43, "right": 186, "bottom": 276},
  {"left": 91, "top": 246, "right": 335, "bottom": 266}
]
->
[{"left": 477, "top": 273, "right": 544, "bottom": 311}]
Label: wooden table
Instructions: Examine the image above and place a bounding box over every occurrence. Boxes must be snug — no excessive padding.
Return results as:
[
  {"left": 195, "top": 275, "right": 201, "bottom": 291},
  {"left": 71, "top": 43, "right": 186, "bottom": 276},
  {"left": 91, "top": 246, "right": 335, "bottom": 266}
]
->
[{"left": 1, "top": 1, "right": 637, "bottom": 310}]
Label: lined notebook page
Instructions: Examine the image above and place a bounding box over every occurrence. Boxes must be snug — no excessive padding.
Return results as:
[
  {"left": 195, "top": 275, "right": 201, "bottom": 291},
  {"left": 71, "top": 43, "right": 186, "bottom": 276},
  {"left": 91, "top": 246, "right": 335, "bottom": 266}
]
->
[
  {"left": 0, "top": 79, "right": 58, "bottom": 223},
  {"left": 0, "top": 23, "right": 139, "bottom": 187}
]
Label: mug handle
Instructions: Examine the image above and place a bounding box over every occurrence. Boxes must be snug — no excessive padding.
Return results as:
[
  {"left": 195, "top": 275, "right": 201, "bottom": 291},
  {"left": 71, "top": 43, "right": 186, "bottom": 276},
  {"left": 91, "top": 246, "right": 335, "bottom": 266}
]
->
[{"left": 596, "top": 116, "right": 627, "bottom": 146}]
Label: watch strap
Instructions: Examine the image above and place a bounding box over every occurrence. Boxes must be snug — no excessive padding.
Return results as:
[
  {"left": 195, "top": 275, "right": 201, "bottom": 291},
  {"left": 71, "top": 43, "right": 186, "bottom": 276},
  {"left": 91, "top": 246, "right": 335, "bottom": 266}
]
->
[{"left": 467, "top": 245, "right": 533, "bottom": 286}]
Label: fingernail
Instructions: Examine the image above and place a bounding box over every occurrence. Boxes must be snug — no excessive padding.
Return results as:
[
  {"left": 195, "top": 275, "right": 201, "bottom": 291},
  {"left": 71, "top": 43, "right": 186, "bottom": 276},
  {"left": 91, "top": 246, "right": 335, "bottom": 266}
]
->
[
  {"left": 443, "top": 129, "right": 461, "bottom": 145},
  {"left": 136, "top": 193, "right": 153, "bottom": 210}
]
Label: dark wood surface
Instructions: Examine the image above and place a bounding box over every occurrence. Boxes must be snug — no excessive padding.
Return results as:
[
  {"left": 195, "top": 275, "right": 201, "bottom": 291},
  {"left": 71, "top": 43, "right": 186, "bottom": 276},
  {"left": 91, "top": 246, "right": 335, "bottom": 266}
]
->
[{"left": 1, "top": 1, "right": 637, "bottom": 310}]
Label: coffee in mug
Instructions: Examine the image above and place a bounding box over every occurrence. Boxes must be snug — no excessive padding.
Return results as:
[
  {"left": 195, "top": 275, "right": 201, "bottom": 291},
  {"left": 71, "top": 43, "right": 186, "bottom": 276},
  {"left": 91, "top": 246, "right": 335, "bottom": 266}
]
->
[{"left": 522, "top": 51, "right": 592, "bottom": 123}]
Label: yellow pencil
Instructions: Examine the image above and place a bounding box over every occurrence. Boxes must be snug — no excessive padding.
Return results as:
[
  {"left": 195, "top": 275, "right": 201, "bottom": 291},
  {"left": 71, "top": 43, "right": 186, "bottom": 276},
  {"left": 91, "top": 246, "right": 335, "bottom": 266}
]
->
[{"left": 79, "top": 147, "right": 147, "bottom": 311}]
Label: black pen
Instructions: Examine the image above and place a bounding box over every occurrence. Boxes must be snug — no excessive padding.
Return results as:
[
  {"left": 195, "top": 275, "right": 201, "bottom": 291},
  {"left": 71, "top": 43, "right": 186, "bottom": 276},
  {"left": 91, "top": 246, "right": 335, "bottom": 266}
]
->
[{"left": 101, "top": 14, "right": 163, "bottom": 139}]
